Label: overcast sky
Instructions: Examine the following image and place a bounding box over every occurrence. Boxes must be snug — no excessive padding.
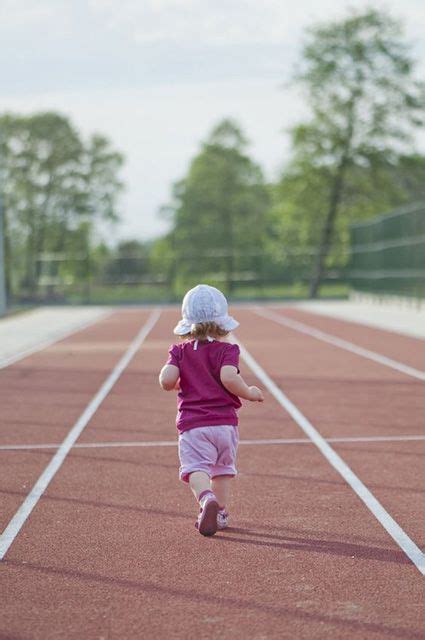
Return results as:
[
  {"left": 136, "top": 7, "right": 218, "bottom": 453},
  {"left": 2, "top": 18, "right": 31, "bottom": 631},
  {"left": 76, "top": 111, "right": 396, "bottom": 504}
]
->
[{"left": 2, "top": 0, "right": 425, "bottom": 241}]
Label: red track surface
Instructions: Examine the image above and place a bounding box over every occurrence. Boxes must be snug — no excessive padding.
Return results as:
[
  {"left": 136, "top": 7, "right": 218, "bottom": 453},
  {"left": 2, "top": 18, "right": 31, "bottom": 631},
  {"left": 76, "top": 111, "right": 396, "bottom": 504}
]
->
[{"left": 1, "top": 306, "right": 424, "bottom": 639}]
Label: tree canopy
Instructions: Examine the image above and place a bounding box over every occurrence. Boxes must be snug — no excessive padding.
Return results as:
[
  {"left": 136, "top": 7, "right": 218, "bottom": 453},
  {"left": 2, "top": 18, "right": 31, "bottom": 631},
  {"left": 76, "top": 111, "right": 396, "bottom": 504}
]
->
[
  {"left": 0, "top": 111, "right": 124, "bottom": 296},
  {"left": 161, "top": 119, "right": 270, "bottom": 292},
  {"left": 289, "top": 8, "right": 425, "bottom": 296}
]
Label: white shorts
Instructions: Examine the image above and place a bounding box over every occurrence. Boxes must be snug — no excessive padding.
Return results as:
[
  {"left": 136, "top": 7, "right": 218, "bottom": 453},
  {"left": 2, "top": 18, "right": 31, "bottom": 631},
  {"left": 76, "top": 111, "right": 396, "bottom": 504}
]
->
[{"left": 178, "top": 425, "right": 239, "bottom": 483}]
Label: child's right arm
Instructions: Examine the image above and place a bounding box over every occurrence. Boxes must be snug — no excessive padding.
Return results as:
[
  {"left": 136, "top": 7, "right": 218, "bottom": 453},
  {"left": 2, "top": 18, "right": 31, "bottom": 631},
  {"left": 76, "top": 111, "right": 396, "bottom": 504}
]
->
[{"left": 220, "top": 365, "right": 264, "bottom": 402}]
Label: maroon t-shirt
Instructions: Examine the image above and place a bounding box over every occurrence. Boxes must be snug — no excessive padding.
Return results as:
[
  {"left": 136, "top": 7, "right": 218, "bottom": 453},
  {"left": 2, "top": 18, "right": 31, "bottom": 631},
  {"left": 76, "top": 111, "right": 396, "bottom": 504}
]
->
[{"left": 166, "top": 339, "right": 242, "bottom": 433}]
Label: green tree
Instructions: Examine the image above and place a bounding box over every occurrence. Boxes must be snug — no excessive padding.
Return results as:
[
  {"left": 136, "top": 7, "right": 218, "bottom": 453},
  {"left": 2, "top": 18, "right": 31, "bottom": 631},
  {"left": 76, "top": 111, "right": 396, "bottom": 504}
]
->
[
  {"left": 165, "top": 119, "right": 270, "bottom": 292},
  {"left": 271, "top": 152, "right": 425, "bottom": 285},
  {"left": 103, "top": 240, "right": 152, "bottom": 284},
  {"left": 289, "top": 8, "right": 425, "bottom": 297},
  {"left": 0, "top": 112, "right": 124, "bottom": 298}
]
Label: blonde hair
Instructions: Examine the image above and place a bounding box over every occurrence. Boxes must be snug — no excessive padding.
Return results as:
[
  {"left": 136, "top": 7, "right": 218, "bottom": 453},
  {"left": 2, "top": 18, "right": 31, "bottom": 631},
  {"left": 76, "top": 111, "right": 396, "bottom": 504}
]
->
[{"left": 181, "top": 321, "right": 228, "bottom": 341}]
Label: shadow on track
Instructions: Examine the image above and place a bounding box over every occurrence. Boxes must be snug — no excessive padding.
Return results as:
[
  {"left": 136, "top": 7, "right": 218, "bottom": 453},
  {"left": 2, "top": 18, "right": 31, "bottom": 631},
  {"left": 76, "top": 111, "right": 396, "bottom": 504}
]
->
[
  {"left": 4, "top": 559, "right": 423, "bottom": 640},
  {"left": 216, "top": 527, "right": 411, "bottom": 566}
]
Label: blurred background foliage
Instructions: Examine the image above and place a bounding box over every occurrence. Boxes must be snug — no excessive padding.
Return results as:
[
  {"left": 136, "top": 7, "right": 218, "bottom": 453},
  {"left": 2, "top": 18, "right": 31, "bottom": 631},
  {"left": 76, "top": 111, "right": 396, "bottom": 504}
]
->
[{"left": 1, "top": 8, "right": 424, "bottom": 304}]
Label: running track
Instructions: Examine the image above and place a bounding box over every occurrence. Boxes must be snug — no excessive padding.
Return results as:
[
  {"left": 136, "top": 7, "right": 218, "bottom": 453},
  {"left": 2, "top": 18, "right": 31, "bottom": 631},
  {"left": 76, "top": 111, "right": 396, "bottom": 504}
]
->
[{"left": 1, "top": 306, "right": 424, "bottom": 639}]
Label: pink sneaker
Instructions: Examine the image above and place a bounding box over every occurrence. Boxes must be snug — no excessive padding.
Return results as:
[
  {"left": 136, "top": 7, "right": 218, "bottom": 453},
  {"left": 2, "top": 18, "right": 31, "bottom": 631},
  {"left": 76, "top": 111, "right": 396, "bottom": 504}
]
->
[
  {"left": 217, "top": 509, "right": 229, "bottom": 530},
  {"left": 196, "top": 494, "right": 219, "bottom": 536}
]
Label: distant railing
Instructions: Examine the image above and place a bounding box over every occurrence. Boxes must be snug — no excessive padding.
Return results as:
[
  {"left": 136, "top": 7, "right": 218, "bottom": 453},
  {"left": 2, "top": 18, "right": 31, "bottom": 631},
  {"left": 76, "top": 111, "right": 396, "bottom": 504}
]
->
[
  {"left": 348, "top": 203, "right": 425, "bottom": 300},
  {"left": 9, "top": 247, "right": 347, "bottom": 304}
]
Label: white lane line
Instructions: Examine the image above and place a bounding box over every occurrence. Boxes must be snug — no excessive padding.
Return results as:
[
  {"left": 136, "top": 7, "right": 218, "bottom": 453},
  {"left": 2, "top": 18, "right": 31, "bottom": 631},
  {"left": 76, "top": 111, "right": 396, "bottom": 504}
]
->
[
  {"left": 253, "top": 307, "right": 425, "bottom": 382},
  {"left": 234, "top": 335, "right": 425, "bottom": 576},
  {"left": 0, "top": 311, "right": 112, "bottom": 370},
  {"left": 1, "top": 434, "right": 425, "bottom": 452},
  {"left": 241, "top": 434, "right": 425, "bottom": 445},
  {"left": 0, "top": 308, "right": 161, "bottom": 561},
  {"left": 0, "top": 440, "right": 177, "bottom": 451}
]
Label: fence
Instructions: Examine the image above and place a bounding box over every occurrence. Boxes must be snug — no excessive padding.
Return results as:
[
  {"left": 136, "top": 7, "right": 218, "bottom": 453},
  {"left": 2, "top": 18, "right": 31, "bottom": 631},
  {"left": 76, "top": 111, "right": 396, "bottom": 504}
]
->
[
  {"left": 348, "top": 203, "right": 425, "bottom": 300},
  {"left": 6, "top": 204, "right": 425, "bottom": 307},
  {"left": 7, "top": 247, "right": 346, "bottom": 305}
]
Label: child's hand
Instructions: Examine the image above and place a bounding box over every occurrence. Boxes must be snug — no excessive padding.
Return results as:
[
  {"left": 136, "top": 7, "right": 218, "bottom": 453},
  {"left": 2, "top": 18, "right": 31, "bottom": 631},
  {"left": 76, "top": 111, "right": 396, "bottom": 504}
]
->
[
  {"left": 248, "top": 386, "right": 264, "bottom": 402},
  {"left": 174, "top": 379, "right": 180, "bottom": 391}
]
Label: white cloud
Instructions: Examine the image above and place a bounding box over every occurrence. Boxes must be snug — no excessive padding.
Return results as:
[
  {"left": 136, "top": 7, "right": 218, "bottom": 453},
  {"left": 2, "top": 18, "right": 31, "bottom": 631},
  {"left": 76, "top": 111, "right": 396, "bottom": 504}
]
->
[
  {"left": 87, "top": 0, "right": 425, "bottom": 47},
  {"left": 89, "top": 0, "right": 309, "bottom": 46},
  {"left": 0, "top": 0, "right": 75, "bottom": 36},
  {"left": 0, "top": 0, "right": 60, "bottom": 27}
]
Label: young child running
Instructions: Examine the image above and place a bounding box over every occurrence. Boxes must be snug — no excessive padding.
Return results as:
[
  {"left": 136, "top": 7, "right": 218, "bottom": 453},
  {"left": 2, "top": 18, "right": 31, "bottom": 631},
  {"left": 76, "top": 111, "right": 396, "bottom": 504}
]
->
[{"left": 159, "top": 284, "right": 264, "bottom": 537}]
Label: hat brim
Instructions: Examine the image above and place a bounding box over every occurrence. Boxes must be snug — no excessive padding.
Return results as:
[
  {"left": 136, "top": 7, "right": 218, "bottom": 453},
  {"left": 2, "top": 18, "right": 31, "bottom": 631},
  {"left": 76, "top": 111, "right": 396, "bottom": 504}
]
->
[
  {"left": 173, "top": 315, "right": 239, "bottom": 336},
  {"left": 222, "top": 316, "right": 239, "bottom": 332},
  {"left": 173, "top": 319, "right": 192, "bottom": 335}
]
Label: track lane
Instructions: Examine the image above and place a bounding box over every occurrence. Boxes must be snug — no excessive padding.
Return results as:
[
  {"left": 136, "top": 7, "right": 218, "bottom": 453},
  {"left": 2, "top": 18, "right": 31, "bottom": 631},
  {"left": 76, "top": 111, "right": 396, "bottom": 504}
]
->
[
  {"left": 236, "top": 310, "right": 423, "bottom": 439},
  {"left": 236, "top": 309, "right": 425, "bottom": 564},
  {"left": 0, "top": 310, "right": 153, "bottom": 535},
  {"left": 2, "top": 431, "right": 424, "bottom": 639},
  {"left": 0, "top": 312, "right": 153, "bottom": 446},
  {"left": 269, "top": 306, "right": 425, "bottom": 372},
  {"left": 0, "top": 309, "right": 160, "bottom": 560},
  {"left": 1, "top": 308, "right": 424, "bottom": 639},
  {"left": 235, "top": 331, "right": 424, "bottom": 574},
  {"left": 331, "top": 439, "right": 425, "bottom": 543}
]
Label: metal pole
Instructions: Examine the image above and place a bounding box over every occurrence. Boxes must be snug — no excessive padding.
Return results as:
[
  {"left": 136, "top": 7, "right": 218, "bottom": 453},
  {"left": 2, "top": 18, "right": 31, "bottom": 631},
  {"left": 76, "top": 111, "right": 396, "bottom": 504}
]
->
[{"left": 0, "top": 196, "right": 7, "bottom": 316}]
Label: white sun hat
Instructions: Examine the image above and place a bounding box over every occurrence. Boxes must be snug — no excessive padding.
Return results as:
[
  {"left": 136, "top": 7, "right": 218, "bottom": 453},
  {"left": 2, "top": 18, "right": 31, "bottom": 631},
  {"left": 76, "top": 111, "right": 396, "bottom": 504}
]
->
[{"left": 173, "top": 284, "right": 239, "bottom": 335}]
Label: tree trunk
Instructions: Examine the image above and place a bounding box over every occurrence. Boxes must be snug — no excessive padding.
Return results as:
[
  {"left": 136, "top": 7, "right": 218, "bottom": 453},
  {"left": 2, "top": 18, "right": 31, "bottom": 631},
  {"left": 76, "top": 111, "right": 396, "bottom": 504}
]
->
[
  {"left": 308, "top": 159, "right": 348, "bottom": 298},
  {"left": 34, "top": 193, "right": 51, "bottom": 284},
  {"left": 24, "top": 211, "right": 37, "bottom": 293},
  {"left": 308, "top": 92, "right": 358, "bottom": 299}
]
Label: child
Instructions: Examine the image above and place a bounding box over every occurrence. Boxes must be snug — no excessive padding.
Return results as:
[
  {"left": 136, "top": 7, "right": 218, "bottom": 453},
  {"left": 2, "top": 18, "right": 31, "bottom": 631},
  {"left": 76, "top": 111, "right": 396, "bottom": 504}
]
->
[{"left": 159, "top": 284, "right": 264, "bottom": 537}]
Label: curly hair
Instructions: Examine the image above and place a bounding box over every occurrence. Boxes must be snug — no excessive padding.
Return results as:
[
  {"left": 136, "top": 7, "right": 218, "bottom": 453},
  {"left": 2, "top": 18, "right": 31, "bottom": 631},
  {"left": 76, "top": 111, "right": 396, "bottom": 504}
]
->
[{"left": 181, "top": 321, "right": 229, "bottom": 341}]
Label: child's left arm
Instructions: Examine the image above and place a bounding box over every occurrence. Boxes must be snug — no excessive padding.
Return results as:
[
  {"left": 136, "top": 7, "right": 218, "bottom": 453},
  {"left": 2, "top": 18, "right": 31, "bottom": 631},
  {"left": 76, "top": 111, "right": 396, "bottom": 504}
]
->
[{"left": 159, "top": 364, "right": 180, "bottom": 391}]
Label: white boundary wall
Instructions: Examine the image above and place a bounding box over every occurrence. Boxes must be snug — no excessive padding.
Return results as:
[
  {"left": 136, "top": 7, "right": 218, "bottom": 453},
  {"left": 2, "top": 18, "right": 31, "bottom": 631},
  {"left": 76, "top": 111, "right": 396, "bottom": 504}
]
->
[
  {"left": 294, "top": 298, "right": 425, "bottom": 339},
  {"left": 0, "top": 307, "right": 111, "bottom": 364}
]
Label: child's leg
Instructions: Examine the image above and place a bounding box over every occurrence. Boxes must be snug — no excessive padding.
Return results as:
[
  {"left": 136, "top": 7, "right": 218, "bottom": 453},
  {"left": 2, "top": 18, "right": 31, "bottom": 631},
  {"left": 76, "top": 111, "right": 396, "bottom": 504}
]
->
[
  {"left": 211, "top": 475, "right": 234, "bottom": 509},
  {"left": 188, "top": 471, "right": 212, "bottom": 502},
  {"left": 189, "top": 471, "right": 219, "bottom": 536}
]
